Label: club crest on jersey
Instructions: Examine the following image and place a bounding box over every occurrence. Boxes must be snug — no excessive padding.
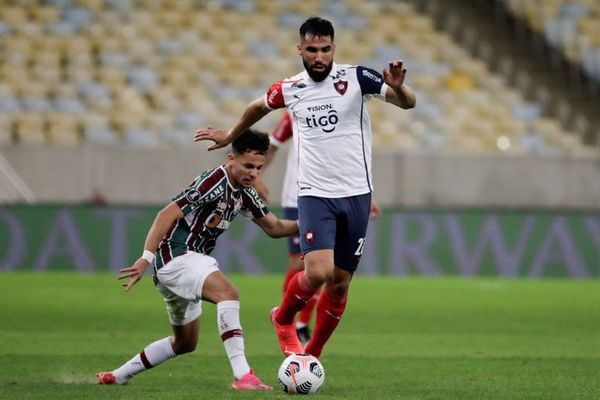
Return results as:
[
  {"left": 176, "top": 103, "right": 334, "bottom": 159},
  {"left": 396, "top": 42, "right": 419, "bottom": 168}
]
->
[
  {"left": 233, "top": 198, "right": 242, "bottom": 213},
  {"left": 334, "top": 80, "right": 348, "bottom": 95},
  {"left": 304, "top": 230, "right": 315, "bottom": 245}
]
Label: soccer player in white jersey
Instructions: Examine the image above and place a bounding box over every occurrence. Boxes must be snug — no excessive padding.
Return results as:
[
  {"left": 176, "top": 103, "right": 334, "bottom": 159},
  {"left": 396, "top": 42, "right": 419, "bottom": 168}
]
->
[
  {"left": 96, "top": 130, "right": 299, "bottom": 391},
  {"left": 255, "top": 111, "right": 383, "bottom": 345},
  {"left": 195, "top": 16, "right": 416, "bottom": 359}
]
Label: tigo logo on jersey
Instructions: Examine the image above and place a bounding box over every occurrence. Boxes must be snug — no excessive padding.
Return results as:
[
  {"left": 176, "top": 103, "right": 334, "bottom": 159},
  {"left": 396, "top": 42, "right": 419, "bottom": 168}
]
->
[
  {"left": 304, "top": 230, "right": 315, "bottom": 245},
  {"left": 305, "top": 104, "right": 339, "bottom": 133}
]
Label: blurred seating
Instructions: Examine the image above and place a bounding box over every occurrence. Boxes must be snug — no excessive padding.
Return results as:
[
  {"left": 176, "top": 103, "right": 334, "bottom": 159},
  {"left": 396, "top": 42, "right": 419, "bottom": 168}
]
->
[
  {"left": 502, "top": 0, "right": 600, "bottom": 81},
  {"left": 0, "top": 0, "right": 591, "bottom": 154}
]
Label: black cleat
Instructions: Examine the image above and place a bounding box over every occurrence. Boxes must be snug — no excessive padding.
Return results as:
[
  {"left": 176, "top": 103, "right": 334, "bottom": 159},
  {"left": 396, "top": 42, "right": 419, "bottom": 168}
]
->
[{"left": 296, "top": 326, "right": 312, "bottom": 345}]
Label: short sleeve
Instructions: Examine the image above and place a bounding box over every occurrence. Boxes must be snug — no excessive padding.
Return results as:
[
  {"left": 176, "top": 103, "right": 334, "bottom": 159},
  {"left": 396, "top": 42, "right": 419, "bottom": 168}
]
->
[
  {"left": 270, "top": 112, "right": 293, "bottom": 146},
  {"left": 357, "top": 66, "right": 388, "bottom": 98},
  {"left": 240, "top": 187, "right": 269, "bottom": 219},
  {"left": 172, "top": 168, "right": 225, "bottom": 216},
  {"left": 264, "top": 80, "right": 286, "bottom": 110},
  {"left": 174, "top": 183, "right": 205, "bottom": 215}
]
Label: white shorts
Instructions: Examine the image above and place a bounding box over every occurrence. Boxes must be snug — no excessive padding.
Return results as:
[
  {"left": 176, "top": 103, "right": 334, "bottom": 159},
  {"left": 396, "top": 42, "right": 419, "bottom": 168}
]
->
[{"left": 155, "top": 252, "right": 220, "bottom": 326}]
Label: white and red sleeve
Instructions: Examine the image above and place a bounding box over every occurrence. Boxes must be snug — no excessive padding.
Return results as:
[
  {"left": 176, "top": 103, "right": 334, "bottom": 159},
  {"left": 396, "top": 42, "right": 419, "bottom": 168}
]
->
[
  {"left": 270, "top": 111, "right": 293, "bottom": 147},
  {"left": 264, "top": 80, "right": 286, "bottom": 110}
]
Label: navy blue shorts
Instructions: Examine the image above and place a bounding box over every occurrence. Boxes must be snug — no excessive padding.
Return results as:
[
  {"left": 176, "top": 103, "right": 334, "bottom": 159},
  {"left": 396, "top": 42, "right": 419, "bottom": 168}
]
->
[
  {"left": 283, "top": 207, "right": 301, "bottom": 255},
  {"left": 297, "top": 193, "right": 371, "bottom": 271}
]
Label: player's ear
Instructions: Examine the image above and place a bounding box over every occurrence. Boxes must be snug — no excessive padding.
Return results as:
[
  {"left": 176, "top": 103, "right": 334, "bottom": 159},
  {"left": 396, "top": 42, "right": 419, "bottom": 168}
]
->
[
  {"left": 226, "top": 152, "right": 234, "bottom": 162},
  {"left": 297, "top": 43, "right": 302, "bottom": 55}
]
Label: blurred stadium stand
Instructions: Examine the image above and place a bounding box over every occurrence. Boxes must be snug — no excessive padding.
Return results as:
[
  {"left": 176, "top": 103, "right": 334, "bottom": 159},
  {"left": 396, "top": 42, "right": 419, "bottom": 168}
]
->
[{"left": 0, "top": 0, "right": 599, "bottom": 206}]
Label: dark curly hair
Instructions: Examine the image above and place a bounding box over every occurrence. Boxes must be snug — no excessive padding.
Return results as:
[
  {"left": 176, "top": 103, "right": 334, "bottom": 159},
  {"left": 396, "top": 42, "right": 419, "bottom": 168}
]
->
[
  {"left": 231, "top": 129, "right": 270, "bottom": 155},
  {"left": 300, "top": 16, "right": 334, "bottom": 41}
]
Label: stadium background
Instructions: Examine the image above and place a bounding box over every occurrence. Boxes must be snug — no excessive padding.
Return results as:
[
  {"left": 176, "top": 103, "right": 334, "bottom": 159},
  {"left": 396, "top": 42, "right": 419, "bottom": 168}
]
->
[
  {"left": 1, "top": 1, "right": 599, "bottom": 399},
  {"left": 0, "top": 0, "right": 599, "bottom": 276}
]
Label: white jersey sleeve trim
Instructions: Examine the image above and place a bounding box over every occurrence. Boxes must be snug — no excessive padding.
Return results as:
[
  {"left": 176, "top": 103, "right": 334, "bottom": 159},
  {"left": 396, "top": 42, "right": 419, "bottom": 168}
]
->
[
  {"left": 379, "top": 82, "right": 390, "bottom": 101},
  {"left": 269, "top": 136, "right": 284, "bottom": 148}
]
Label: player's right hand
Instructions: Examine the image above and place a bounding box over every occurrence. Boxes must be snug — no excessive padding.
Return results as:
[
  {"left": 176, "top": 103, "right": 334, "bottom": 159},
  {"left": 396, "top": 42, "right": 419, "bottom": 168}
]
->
[
  {"left": 118, "top": 259, "right": 149, "bottom": 292},
  {"left": 194, "top": 127, "right": 231, "bottom": 150}
]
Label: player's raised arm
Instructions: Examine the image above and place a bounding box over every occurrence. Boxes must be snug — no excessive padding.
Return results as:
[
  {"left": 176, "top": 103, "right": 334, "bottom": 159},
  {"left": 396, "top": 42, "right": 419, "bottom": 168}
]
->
[
  {"left": 383, "top": 60, "right": 416, "bottom": 109},
  {"left": 194, "top": 97, "right": 272, "bottom": 151},
  {"left": 253, "top": 212, "right": 299, "bottom": 238}
]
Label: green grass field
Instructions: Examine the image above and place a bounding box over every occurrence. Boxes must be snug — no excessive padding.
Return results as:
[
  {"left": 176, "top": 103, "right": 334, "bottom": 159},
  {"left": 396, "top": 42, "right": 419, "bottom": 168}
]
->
[{"left": 0, "top": 272, "right": 598, "bottom": 400}]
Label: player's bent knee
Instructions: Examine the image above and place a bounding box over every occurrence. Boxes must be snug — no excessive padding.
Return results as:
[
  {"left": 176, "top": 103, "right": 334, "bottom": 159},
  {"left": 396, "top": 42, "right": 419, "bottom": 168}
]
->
[
  {"left": 304, "top": 268, "right": 329, "bottom": 288},
  {"left": 211, "top": 284, "right": 240, "bottom": 303}
]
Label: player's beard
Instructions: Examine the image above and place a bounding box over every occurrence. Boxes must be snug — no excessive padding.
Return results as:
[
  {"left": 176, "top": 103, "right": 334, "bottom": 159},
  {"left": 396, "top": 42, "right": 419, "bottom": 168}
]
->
[{"left": 303, "top": 59, "right": 332, "bottom": 82}]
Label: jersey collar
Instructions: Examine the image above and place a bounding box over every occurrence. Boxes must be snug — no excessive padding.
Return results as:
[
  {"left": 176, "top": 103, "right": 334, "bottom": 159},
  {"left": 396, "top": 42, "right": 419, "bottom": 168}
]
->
[{"left": 220, "top": 165, "right": 241, "bottom": 192}]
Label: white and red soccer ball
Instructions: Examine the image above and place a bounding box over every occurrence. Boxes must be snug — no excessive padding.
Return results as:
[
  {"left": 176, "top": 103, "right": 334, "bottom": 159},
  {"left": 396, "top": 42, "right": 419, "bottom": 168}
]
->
[{"left": 277, "top": 353, "right": 325, "bottom": 395}]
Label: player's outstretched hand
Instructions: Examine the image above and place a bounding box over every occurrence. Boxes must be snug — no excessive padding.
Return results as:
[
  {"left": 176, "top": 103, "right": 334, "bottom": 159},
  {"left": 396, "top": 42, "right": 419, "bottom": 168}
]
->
[
  {"left": 382, "top": 60, "right": 407, "bottom": 90},
  {"left": 118, "top": 259, "right": 149, "bottom": 292},
  {"left": 194, "top": 127, "right": 231, "bottom": 151}
]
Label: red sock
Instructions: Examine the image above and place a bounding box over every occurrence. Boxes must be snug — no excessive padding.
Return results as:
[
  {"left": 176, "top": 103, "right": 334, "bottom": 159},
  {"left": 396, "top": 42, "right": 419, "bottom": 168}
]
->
[
  {"left": 282, "top": 266, "right": 300, "bottom": 292},
  {"left": 276, "top": 271, "right": 316, "bottom": 325},
  {"left": 304, "top": 290, "right": 347, "bottom": 358},
  {"left": 297, "top": 287, "right": 320, "bottom": 325}
]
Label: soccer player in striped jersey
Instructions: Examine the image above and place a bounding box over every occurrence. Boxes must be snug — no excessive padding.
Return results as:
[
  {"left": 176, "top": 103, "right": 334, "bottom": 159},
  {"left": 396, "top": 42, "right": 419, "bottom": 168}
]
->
[
  {"left": 195, "top": 16, "right": 415, "bottom": 359},
  {"left": 97, "top": 129, "right": 298, "bottom": 391}
]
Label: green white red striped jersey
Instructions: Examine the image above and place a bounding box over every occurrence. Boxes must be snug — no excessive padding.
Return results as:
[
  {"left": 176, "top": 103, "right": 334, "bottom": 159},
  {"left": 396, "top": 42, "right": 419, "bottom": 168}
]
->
[{"left": 154, "top": 165, "right": 268, "bottom": 270}]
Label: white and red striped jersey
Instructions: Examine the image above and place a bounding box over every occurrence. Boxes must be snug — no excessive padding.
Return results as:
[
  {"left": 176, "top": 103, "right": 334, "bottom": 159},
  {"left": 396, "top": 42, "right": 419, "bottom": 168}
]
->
[
  {"left": 264, "top": 62, "right": 389, "bottom": 198},
  {"left": 269, "top": 111, "right": 298, "bottom": 208}
]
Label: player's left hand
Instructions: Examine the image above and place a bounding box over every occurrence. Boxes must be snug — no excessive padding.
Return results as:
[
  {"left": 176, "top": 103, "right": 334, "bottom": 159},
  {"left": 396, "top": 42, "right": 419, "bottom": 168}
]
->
[
  {"left": 382, "top": 60, "right": 407, "bottom": 91},
  {"left": 118, "top": 259, "right": 149, "bottom": 292},
  {"left": 194, "top": 127, "right": 231, "bottom": 151},
  {"left": 369, "top": 199, "right": 382, "bottom": 219}
]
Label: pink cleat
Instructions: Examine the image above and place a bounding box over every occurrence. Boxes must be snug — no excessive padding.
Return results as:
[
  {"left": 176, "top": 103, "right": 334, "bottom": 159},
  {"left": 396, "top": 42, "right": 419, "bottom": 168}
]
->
[
  {"left": 96, "top": 372, "right": 117, "bottom": 385},
  {"left": 231, "top": 369, "right": 272, "bottom": 391},
  {"left": 270, "top": 307, "right": 303, "bottom": 356}
]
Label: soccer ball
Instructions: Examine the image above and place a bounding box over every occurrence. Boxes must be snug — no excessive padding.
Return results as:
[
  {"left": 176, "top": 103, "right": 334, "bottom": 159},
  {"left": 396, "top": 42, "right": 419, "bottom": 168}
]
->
[{"left": 277, "top": 353, "right": 325, "bottom": 394}]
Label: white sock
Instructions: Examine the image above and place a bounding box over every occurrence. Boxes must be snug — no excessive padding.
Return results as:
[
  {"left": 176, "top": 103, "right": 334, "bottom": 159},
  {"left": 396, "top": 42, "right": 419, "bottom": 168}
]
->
[
  {"left": 217, "top": 300, "right": 251, "bottom": 379},
  {"left": 295, "top": 322, "right": 308, "bottom": 329},
  {"left": 113, "top": 336, "right": 176, "bottom": 384}
]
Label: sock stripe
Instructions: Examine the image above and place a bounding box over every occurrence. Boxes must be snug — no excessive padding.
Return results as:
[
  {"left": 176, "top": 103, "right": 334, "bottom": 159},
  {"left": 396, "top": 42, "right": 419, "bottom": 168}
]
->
[
  {"left": 325, "top": 309, "right": 342, "bottom": 320},
  {"left": 220, "top": 328, "right": 243, "bottom": 342},
  {"left": 139, "top": 350, "right": 153, "bottom": 369}
]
